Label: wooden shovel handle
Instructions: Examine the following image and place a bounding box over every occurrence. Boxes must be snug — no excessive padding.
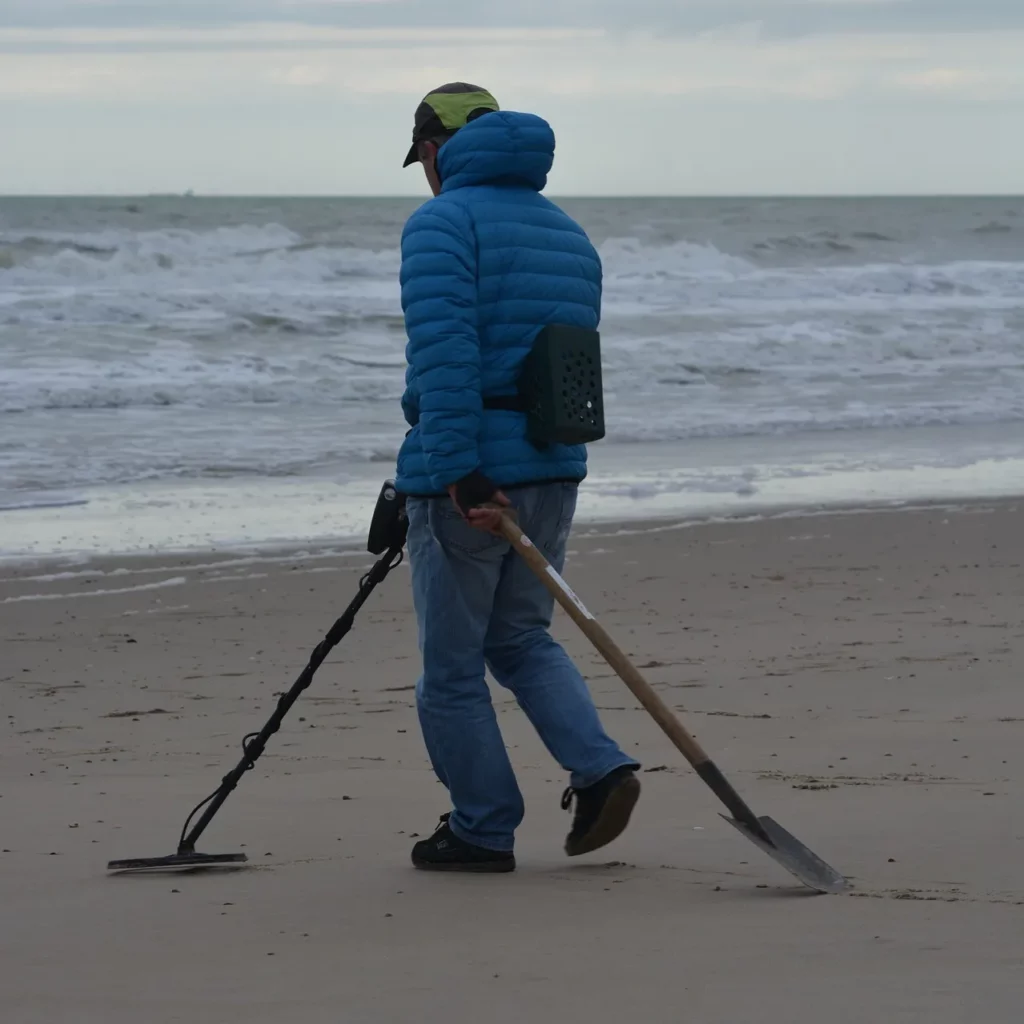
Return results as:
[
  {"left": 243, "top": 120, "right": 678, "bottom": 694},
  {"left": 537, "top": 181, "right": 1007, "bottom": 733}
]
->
[{"left": 496, "top": 512, "right": 714, "bottom": 770}]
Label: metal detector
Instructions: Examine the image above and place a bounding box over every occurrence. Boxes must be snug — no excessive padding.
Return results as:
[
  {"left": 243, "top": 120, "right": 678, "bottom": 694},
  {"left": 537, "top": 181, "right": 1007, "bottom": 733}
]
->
[{"left": 107, "top": 480, "right": 407, "bottom": 873}]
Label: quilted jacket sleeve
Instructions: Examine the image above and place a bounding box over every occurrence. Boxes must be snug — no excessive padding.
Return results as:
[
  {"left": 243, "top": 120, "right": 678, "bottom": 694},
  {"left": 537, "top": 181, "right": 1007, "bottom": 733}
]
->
[{"left": 399, "top": 199, "right": 481, "bottom": 490}]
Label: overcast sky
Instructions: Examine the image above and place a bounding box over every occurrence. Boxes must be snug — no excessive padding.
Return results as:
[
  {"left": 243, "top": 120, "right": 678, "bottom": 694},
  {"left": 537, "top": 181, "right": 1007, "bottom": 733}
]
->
[{"left": 2, "top": 0, "right": 1022, "bottom": 195}]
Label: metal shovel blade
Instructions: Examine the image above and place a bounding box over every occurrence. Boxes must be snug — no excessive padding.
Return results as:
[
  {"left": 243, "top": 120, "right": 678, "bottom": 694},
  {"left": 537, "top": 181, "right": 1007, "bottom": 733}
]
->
[{"left": 721, "top": 814, "right": 849, "bottom": 894}]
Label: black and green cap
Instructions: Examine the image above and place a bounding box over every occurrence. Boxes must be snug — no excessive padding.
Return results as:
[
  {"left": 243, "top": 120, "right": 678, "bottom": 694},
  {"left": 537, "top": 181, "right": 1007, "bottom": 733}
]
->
[{"left": 402, "top": 82, "right": 500, "bottom": 168}]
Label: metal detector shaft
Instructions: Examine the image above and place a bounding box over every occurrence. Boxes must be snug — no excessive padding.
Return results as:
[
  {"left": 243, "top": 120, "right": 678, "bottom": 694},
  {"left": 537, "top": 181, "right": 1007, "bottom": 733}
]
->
[{"left": 177, "top": 544, "right": 404, "bottom": 855}]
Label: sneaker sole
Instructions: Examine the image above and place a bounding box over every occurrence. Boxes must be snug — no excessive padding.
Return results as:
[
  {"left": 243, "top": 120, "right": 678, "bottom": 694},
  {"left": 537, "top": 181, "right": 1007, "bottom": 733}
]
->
[
  {"left": 564, "top": 775, "right": 641, "bottom": 857},
  {"left": 412, "top": 858, "right": 516, "bottom": 874}
]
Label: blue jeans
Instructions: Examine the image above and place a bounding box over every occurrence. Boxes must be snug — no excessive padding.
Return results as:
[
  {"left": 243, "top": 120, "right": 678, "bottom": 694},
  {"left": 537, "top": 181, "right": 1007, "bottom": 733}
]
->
[{"left": 406, "top": 482, "right": 637, "bottom": 852}]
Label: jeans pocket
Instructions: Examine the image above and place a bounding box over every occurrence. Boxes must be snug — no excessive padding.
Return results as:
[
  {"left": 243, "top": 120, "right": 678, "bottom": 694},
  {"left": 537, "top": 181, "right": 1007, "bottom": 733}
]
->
[{"left": 432, "top": 501, "right": 503, "bottom": 556}]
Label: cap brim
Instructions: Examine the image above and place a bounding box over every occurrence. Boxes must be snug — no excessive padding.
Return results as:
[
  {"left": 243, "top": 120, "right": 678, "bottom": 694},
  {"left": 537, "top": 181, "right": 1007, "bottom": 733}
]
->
[{"left": 402, "top": 142, "right": 419, "bottom": 168}]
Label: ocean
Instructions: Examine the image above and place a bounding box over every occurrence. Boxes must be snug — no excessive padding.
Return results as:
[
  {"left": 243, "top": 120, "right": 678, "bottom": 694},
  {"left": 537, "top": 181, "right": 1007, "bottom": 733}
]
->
[{"left": 2, "top": 195, "right": 1023, "bottom": 559}]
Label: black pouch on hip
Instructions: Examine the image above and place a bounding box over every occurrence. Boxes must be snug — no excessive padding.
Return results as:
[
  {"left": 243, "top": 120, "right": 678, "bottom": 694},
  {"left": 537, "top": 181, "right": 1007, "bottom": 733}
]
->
[
  {"left": 484, "top": 324, "right": 605, "bottom": 448},
  {"left": 521, "top": 324, "right": 605, "bottom": 446}
]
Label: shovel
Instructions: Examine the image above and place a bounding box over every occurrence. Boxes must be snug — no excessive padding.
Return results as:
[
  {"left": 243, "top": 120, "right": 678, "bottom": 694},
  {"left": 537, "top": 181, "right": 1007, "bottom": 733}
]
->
[{"left": 496, "top": 512, "right": 848, "bottom": 894}]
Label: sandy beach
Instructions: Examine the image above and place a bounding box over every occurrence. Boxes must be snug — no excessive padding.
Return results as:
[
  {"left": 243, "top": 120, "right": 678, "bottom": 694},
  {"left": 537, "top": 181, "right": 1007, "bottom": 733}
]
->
[{"left": 2, "top": 499, "right": 1023, "bottom": 1023}]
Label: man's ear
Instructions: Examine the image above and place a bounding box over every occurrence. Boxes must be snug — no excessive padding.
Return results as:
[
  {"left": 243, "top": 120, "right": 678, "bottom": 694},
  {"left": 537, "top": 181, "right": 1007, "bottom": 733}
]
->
[{"left": 419, "top": 141, "right": 443, "bottom": 196}]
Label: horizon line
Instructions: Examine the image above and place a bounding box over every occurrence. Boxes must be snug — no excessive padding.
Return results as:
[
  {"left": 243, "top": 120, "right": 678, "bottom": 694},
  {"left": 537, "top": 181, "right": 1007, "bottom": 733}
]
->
[{"left": 2, "top": 192, "right": 1023, "bottom": 201}]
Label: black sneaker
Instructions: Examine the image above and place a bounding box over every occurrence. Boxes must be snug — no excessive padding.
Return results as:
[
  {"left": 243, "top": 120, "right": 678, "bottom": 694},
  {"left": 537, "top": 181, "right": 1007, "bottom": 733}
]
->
[
  {"left": 411, "top": 813, "right": 516, "bottom": 873},
  {"left": 562, "top": 765, "right": 641, "bottom": 857}
]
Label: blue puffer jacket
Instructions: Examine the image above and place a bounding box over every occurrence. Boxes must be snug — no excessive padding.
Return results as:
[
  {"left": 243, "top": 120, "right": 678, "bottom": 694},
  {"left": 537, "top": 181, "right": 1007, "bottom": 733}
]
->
[{"left": 394, "top": 109, "right": 601, "bottom": 496}]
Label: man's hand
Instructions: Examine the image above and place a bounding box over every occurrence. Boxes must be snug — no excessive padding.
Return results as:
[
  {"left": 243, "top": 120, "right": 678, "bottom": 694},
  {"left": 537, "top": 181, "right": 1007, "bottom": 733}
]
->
[
  {"left": 462, "top": 491, "right": 511, "bottom": 534},
  {"left": 448, "top": 471, "right": 511, "bottom": 534}
]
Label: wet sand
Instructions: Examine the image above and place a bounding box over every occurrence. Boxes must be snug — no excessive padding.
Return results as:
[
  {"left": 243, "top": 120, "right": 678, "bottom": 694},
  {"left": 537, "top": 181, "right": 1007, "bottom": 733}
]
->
[{"left": 2, "top": 500, "right": 1023, "bottom": 1023}]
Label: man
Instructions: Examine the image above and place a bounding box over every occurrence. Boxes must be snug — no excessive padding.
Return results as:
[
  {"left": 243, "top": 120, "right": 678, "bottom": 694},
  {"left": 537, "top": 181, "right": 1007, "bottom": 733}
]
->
[{"left": 396, "top": 83, "right": 640, "bottom": 872}]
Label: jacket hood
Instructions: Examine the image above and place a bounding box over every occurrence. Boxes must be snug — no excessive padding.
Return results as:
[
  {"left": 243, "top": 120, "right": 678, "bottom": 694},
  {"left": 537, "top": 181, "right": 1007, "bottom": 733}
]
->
[{"left": 437, "top": 110, "right": 555, "bottom": 193}]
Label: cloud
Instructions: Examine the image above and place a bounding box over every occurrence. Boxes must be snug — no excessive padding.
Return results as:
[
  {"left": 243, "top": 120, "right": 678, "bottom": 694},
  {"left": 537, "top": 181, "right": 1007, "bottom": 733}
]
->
[
  {"left": 3, "top": 22, "right": 1020, "bottom": 105},
  {"left": 2, "top": 0, "right": 1021, "bottom": 110},
  {"left": 0, "top": 24, "right": 600, "bottom": 55},
  {"left": 895, "top": 66, "right": 1024, "bottom": 98},
  {"left": 5, "top": 0, "right": 1024, "bottom": 40}
]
